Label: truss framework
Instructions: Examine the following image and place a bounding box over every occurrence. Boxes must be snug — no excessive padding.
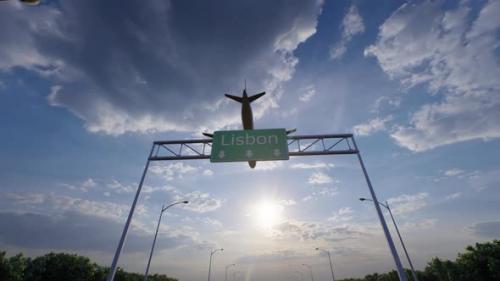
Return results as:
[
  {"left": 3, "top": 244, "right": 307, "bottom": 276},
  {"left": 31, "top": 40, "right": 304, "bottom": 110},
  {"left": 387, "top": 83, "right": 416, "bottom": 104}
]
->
[
  {"left": 107, "top": 132, "right": 409, "bottom": 281},
  {"left": 150, "top": 133, "right": 358, "bottom": 161}
]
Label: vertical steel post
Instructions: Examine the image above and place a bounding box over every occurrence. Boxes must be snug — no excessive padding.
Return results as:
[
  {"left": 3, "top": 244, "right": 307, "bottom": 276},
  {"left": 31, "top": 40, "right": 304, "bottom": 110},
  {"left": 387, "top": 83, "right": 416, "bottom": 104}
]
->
[
  {"left": 326, "top": 251, "right": 336, "bottom": 281},
  {"left": 351, "top": 137, "right": 408, "bottom": 281},
  {"left": 386, "top": 201, "right": 419, "bottom": 281},
  {"left": 106, "top": 145, "right": 155, "bottom": 281},
  {"left": 144, "top": 205, "right": 164, "bottom": 281},
  {"left": 208, "top": 252, "right": 213, "bottom": 281}
]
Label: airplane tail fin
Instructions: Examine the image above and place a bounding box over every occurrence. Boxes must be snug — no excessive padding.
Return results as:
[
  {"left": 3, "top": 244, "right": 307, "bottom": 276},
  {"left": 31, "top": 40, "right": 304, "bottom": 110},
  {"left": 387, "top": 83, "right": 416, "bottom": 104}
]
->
[
  {"left": 248, "top": 92, "right": 265, "bottom": 103},
  {"left": 225, "top": 94, "right": 243, "bottom": 103}
]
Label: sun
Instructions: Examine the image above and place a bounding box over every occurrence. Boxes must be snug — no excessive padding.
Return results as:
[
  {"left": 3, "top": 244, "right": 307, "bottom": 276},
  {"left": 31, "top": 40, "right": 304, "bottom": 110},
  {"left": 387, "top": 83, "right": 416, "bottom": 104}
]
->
[{"left": 252, "top": 200, "right": 284, "bottom": 229}]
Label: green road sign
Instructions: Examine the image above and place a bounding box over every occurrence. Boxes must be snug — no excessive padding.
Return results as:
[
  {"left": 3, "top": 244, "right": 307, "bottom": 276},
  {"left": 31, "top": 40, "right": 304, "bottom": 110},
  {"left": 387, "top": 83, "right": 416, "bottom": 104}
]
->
[{"left": 211, "top": 129, "right": 289, "bottom": 162}]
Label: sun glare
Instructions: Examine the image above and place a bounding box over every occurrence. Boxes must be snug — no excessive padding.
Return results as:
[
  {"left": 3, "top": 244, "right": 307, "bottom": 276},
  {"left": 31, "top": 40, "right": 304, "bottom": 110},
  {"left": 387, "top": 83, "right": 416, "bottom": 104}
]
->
[{"left": 252, "top": 200, "right": 284, "bottom": 229}]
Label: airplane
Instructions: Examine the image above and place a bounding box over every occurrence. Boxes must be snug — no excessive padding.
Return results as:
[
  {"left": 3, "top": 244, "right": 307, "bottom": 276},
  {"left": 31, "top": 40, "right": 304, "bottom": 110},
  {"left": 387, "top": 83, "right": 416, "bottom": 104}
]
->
[{"left": 203, "top": 88, "right": 296, "bottom": 169}]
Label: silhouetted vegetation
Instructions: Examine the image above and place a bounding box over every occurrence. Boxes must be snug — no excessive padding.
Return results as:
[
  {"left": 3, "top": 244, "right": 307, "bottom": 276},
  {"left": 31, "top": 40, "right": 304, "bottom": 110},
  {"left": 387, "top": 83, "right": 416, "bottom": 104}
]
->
[
  {"left": 0, "top": 251, "right": 177, "bottom": 281},
  {"left": 1, "top": 240, "right": 499, "bottom": 281},
  {"left": 339, "top": 240, "right": 500, "bottom": 281}
]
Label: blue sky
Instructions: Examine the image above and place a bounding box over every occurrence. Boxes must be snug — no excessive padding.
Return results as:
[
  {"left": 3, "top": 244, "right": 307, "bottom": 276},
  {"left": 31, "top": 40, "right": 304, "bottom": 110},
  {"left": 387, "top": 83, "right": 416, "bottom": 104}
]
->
[{"left": 1, "top": 0, "right": 500, "bottom": 280}]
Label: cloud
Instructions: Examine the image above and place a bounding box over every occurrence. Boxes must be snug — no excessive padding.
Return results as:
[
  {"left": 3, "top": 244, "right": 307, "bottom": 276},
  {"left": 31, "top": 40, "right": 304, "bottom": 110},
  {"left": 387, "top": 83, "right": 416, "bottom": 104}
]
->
[
  {"left": 106, "top": 179, "right": 135, "bottom": 194},
  {"left": 470, "top": 221, "right": 500, "bottom": 238},
  {"left": 467, "top": 169, "right": 500, "bottom": 191},
  {"left": 365, "top": 0, "right": 500, "bottom": 152},
  {"left": 3, "top": 192, "right": 131, "bottom": 221},
  {"left": 328, "top": 207, "right": 354, "bottom": 223},
  {"left": 236, "top": 250, "right": 305, "bottom": 264},
  {"left": 254, "top": 161, "right": 285, "bottom": 171},
  {"left": 150, "top": 163, "right": 198, "bottom": 181},
  {"left": 302, "top": 187, "right": 338, "bottom": 201},
  {"left": 0, "top": 211, "right": 194, "bottom": 253},
  {"left": 290, "top": 162, "right": 334, "bottom": 169},
  {"left": 174, "top": 191, "right": 223, "bottom": 213},
  {"left": 403, "top": 218, "right": 437, "bottom": 230},
  {"left": 330, "top": 5, "right": 365, "bottom": 59},
  {"left": 271, "top": 219, "right": 369, "bottom": 242},
  {"left": 444, "top": 168, "right": 464, "bottom": 177},
  {"left": 387, "top": 192, "right": 429, "bottom": 214},
  {"left": 353, "top": 115, "right": 393, "bottom": 136},
  {"left": 202, "top": 169, "right": 214, "bottom": 176},
  {"left": 1, "top": 0, "right": 323, "bottom": 135},
  {"left": 308, "top": 171, "right": 333, "bottom": 185},
  {"left": 299, "top": 85, "right": 316, "bottom": 102},
  {"left": 445, "top": 192, "right": 462, "bottom": 200}
]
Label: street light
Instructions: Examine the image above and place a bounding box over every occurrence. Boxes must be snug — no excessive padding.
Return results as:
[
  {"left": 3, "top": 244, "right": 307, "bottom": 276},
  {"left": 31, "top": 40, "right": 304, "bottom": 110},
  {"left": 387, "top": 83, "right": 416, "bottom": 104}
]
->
[
  {"left": 315, "top": 248, "right": 336, "bottom": 281},
  {"left": 225, "top": 263, "right": 236, "bottom": 281},
  {"left": 144, "top": 200, "right": 189, "bottom": 281},
  {"left": 302, "top": 264, "right": 314, "bottom": 281},
  {"left": 208, "top": 248, "right": 224, "bottom": 281},
  {"left": 360, "top": 198, "right": 419, "bottom": 281}
]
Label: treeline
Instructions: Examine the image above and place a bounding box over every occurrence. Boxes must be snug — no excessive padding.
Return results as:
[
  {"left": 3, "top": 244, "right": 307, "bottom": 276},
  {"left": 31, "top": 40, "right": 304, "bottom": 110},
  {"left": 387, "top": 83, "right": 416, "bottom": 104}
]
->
[
  {"left": 1, "top": 240, "right": 499, "bottom": 281},
  {"left": 340, "top": 240, "right": 500, "bottom": 281},
  {"left": 0, "top": 251, "right": 177, "bottom": 281}
]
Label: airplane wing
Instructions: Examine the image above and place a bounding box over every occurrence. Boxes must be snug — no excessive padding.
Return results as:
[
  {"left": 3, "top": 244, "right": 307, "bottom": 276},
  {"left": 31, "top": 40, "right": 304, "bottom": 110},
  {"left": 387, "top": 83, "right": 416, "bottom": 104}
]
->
[
  {"left": 225, "top": 94, "right": 243, "bottom": 103},
  {"left": 248, "top": 92, "right": 265, "bottom": 103},
  {"left": 202, "top": 132, "right": 214, "bottom": 138}
]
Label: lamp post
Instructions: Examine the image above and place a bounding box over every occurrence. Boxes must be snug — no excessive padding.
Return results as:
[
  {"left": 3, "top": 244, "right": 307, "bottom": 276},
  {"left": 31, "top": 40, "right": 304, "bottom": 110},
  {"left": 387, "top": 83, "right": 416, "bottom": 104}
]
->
[
  {"left": 315, "top": 248, "right": 335, "bottom": 281},
  {"left": 360, "top": 198, "right": 419, "bottom": 281},
  {"left": 208, "top": 248, "right": 224, "bottom": 281},
  {"left": 352, "top": 138, "right": 407, "bottom": 281},
  {"left": 302, "top": 264, "right": 314, "bottom": 281},
  {"left": 225, "top": 264, "right": 236, "bottom": 281},
  {"left": 144, "top": 200, "right": 189, "bottom": 281}
]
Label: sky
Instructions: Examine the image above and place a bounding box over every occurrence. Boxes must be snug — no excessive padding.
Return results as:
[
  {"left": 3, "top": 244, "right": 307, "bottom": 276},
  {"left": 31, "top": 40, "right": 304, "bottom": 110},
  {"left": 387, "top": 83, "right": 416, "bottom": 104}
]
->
[{"left": 1, "top": 0, "right": 500, "bottom": 280}]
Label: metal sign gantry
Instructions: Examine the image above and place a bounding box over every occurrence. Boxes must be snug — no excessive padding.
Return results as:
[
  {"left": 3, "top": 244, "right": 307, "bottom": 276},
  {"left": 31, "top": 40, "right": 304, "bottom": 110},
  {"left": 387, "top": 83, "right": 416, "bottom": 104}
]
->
[{"left": 106, "top": 133, "right": 408, "bottom": 281}]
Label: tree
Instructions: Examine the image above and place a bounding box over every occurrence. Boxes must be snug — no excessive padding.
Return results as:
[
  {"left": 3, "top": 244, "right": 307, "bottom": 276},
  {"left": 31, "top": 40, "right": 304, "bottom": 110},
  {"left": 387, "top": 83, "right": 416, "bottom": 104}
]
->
[
  {"left": 0, "top": 251, "right": 28, "bottom": 281},
  {"left": 455, "top": 240, "right": 500, "bottom": 281},
  {"left": 24, "top": 252, "right": 98, "bottom": 281}
]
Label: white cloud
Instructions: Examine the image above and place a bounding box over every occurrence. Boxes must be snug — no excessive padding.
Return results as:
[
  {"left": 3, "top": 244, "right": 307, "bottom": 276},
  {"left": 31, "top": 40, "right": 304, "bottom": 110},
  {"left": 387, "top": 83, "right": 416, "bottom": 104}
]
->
[
  {"left": 80, "top": 178, "right": 97, "bottom": 192},
  {"left": 202, "top": 169, "right": 214, "bottom": 176},
  {"left": 175, "top": 191, "right": 223, "bottom": 213},
  {"left": 302, "top": 187, "right": 338, "bottom": 201},
  {"left": 403, "top": 218, "right": 437, "bottom": 230},
  {"left": 353, "top": 115, "right": 393, "bottom": 136},
  {"left": 150, "top": 163, "right": 198, "bottom": 181},
  {"left": 271, "top": 218, "right": 370, "bottom": 242},
  {"left": 328, "top": 207, "right": 354, "bottom": 223},
  {"left": 278, "top": 199, "right": 297, "bottom": 206},
  {"left": 4, "top": 192, "right": 130, "bottom": 221},
  {"left": 254, "top": 161, "right": 285, "bottom": 171},
  {"left": 308, "top": 171, "right": 333, "bottom": 185},
  {"left": 366, "top": 0, "right": 500, "bottom": 152},
  {"left": 0, "top": 1, "right": 323, "bottom": 136},
  {"left": 106, "top": 179, "right": 134, "bottom": 194},
  {"left": 290, "top": 162, "right": 334, "bottom": 169},
  {"left": 142, "top": 185, "right": 175, "bottom": 194},
  {"left": 387, "top": 192, "right": 429, "bottom": 214},
  {"left": 330, "top": 5, "right": 365, "bottom": 59},
  {"left": 444, "top": 168, "right": 464, "bottom": 177},
  {"left": 299, "top": 85, "right": 316, "bottom": 102},
  {"left": 445, "top": 192, "right": 462, "bottom": 200}
]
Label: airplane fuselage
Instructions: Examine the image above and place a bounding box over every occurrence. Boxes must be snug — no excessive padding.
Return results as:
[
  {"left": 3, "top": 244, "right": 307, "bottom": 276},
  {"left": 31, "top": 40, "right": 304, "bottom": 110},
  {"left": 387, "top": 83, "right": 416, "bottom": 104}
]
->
[
  {"left": 241, "top": 94, "right": 254, "bottom": 130},
  {"left": 224, "top": 89, "right": 266, "bottom": 169}
]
